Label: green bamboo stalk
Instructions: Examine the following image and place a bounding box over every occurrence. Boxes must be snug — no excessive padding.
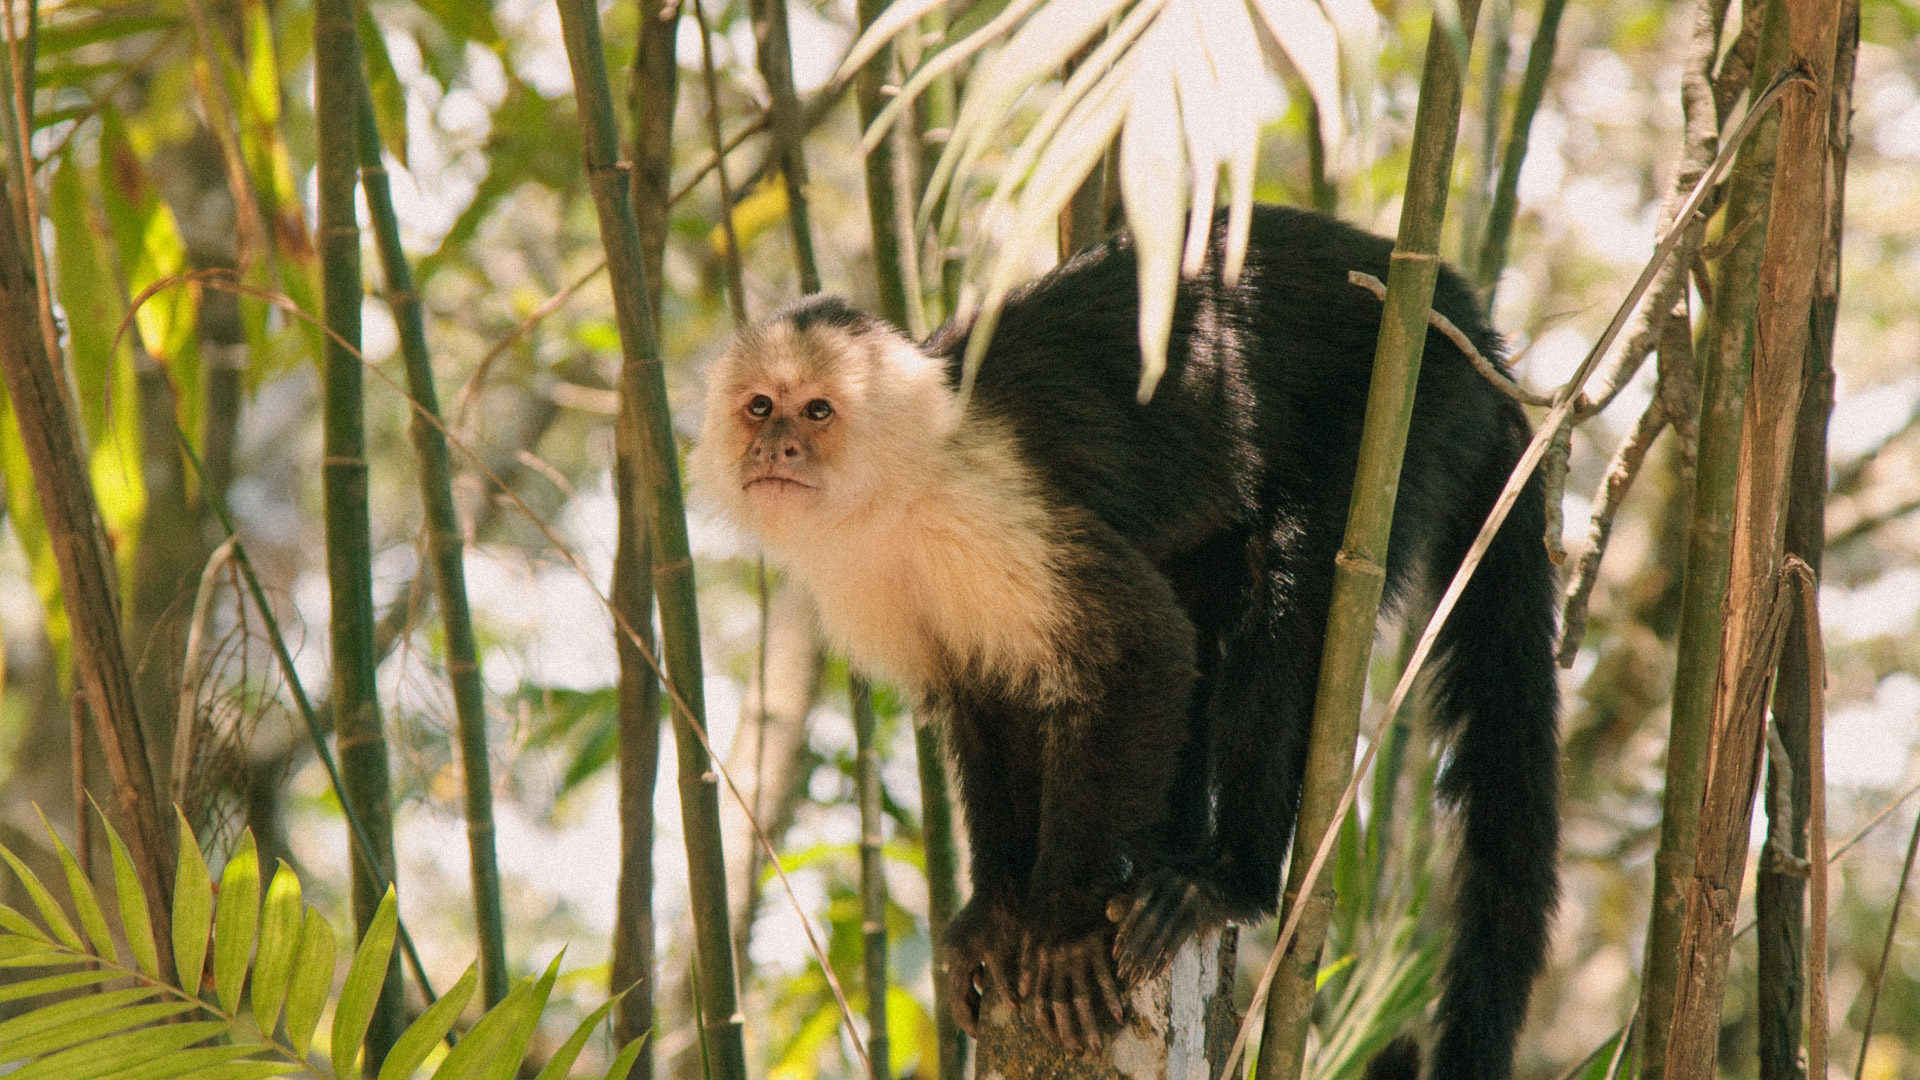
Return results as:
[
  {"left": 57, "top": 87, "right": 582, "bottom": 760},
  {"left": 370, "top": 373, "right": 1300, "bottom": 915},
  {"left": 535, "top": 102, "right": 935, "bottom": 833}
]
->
[
  {"left": 1255, "top": 4, "right": 1482, "bottom": 1076},
  {"left": 549, "top": 8, "right": 747, "bottom": 1080},
  {"left": 689, "top": 0, "right": 749, "bottom": 324},
  {"left": 354, "top": 69, "right": 508, "bottom": 1010},
  {"left": 612, "top": 0, "right": 679, "bottom": 1061},
  {"left": 1634, "top": 7, "right": 1785, "bottom": 1073},
  {"left": 315, "top": 1, "right": 403, "bottom": 1070},
  {"left": 1660, "top": 0, "right": 1843, "bottom": 1064},
  {"left": 750, "top": 0, "right": 822, "bottom": 293},
  {"left": 1474, "top": 0, "right": 1568, "bottom": 292},
  {"left": 855, "top": 0, "right": 911, "bottom": 328},
  {"left": 0, "top": 165, "right": 176, "bottom": 984},
  {"left": 853, "top": 681, "right": 891, "bottom": 1080},
  {"left": 1458, "top": 0, "right": 1509, "bottom": 268},
  {"left": 915, "top": 723, "right": 964, "bottom": 1080}
]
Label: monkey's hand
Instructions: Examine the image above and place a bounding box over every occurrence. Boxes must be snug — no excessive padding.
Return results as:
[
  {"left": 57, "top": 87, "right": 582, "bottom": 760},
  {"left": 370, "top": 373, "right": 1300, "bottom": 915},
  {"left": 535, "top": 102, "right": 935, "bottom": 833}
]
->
[
  {"left": 1108, "top": 869, "right": 1233, "bottom": 985},
  {"left": 1018, "top": 924, "right": 1126, "bottom": 1054},
  {"left": 940, "top": 900, "right": 1021, "bottom": 1039}
]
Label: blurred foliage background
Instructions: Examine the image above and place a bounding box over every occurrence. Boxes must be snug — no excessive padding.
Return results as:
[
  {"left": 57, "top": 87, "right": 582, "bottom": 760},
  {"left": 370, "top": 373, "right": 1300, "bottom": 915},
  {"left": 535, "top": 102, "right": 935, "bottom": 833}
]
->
[{"left": 0, "top": 0, "right": 1915, "bottom": 1077}]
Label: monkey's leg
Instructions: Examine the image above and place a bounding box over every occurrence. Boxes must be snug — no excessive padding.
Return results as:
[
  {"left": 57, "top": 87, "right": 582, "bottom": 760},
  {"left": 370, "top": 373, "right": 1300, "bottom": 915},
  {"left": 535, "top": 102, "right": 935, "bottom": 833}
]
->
[
  {"left": 1020, "top": 531, "right": 1198, "bottom": 1052},
  {"left": 1113, "top": 524, "right": 1330, "bottom": 983},
  {"left": 938, "top": 700, "right": 1035, "bottom": 1037}
]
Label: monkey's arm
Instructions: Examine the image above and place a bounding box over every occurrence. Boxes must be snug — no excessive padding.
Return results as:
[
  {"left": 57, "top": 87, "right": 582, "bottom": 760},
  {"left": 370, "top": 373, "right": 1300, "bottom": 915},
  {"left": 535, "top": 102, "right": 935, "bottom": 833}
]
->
[{"left": 1018, "top": 526, "right": 1199, "bottom": 1051}]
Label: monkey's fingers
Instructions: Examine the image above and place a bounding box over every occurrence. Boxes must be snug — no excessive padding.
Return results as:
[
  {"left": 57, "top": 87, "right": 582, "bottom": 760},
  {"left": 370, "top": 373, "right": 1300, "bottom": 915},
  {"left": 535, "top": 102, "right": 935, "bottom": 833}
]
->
[
  {"left": 1017, "top": 933, "right": 1039, "bottom": 1002},
  {"left": 985, "top": 941, "right": 1017, "bottom": 1004},
  {"left": 1067, "top": 963, "right": 1103, "bottom": 1052},
  {"left": 945, "top": 960, "right": 984, "bottom": 1038},
  {"left": 1112, "top": 883, "right": 1188, "bottom": 982},
  {"left": 1093, "top": 950, "right": 1126, "bottom": 1024}
]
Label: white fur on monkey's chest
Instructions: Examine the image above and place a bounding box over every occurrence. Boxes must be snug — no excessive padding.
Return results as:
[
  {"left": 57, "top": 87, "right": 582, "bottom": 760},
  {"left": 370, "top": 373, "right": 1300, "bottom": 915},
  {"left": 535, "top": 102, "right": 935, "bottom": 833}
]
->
[{"left": 780, "top": 478, "right": 1070, "bottom": 698}]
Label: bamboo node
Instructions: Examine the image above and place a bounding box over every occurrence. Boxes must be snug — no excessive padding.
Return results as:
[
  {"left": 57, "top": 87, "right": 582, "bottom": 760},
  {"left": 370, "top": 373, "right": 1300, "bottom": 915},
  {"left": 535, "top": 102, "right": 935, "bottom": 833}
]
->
[
  {"left": 1334, "top": 549, "right": 1385, "bottom": 578},
  {"left": 322, "top": 455, "right": 369, "bottom": 468}
]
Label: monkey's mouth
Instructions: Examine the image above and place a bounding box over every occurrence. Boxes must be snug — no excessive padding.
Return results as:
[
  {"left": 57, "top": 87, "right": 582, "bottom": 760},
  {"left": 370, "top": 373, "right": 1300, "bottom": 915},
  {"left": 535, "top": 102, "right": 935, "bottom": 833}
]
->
[{"left": 743, "top": 475, "right": 817, "bottom": 493}]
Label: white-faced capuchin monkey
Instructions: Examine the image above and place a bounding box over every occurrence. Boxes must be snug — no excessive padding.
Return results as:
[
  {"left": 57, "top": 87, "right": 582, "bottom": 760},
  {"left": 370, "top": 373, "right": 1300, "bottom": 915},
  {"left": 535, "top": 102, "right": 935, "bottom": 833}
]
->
[{"left": 689, "top": 205, "right": 1559, "bottom": 1080}]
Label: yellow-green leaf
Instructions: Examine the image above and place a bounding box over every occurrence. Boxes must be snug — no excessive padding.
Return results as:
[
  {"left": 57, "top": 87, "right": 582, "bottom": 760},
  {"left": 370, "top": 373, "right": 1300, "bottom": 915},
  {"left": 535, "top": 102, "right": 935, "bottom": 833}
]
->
[
  {"left": 2, "top": 1017, "right": 220, "bottom": 1080},
  {"left": 0, "top": 900, "right": 51, "bottom": 941},
  {"left": 89, "top": 1043, "right": 269, "bottom": 1080},
  {"left": 99, "top": 805, "right": 160, "bottom": 979},
  {"left": 0, "top": 999, "right": 193, "bottom": 1061},
  {"left": 602, "top": 1033, "right": 648, "bottom": 1080},
  {"left": 284, "top": 906, "right": 335, "bottom": 1058},
  {"left": 0, "top": 986, "right": 157, "bottom": 1056},
  {"left": 171, "top": 811, "right": 212, "bottom": 996},
  {"left": 332, "top": 886, "right": 399, "bottom": 1076},
  {"left": 0, "top": 970, "right": 118, "bottom": 1005},
  {"left": 0, "top": 836, "right": 84, "bottom": 951},
  {"left": 250, "top": 860, "right": 302, "bottom": 1034},
  {"left": 429, "top": 974, "right": 532, "bottom": 1080},
  {"left": 487, "top": 953, "right": 561, "bottom": 1080},
  {"left": 377, "top": 963, "right": 476, "bottom": 1080},
  {"left": 36, "top": 808, "right": 117, "bottom": 964},
  {"left": 531, "top": 996, "right": 619, "bottom": 1080},
  {"left": 213, "top": 830, "right": 260, "bottom": 1013}
]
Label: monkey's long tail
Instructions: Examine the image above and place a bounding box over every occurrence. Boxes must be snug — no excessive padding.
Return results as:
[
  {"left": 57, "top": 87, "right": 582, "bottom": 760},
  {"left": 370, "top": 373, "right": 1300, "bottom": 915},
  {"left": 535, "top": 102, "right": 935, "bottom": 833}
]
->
[{"left": 1420, "top": 418, "right": 1561, "bottom": 1080}]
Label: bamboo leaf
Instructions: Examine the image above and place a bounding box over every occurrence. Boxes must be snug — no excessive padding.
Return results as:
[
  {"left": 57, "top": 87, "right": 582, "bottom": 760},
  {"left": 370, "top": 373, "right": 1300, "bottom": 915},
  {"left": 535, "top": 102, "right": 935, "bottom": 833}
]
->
[
  {"left": 2, "top": 1018, "right": 222, "bottom": 1080},
  {"left": 0, "top": 835, "right": 84, "bottom": 952},
  {"left": 602, "top": 1033, "right": 648, "bottom": 1080},
  {"left": 377, "top": 963, "right": 477, "bottom": 1080},
  {"left": 532, "top": 996, "right": 620, "bottom": 1080},
  {"left": 488, "top": 953, "right": 562, "bottom": 1080},
  {"left": 0, "top": 900, "right": 52, "bottom": 940},
  {"left": 249, "top": 860, "right": 302, "bottom": 1035},
  {"left": 0, "top": 970, "right": 119, "bottom": 1004},
  {"left": 92, "top": 1044, "right": 277, "bottom": 1080},
  {"left": 34, "top": 810, "right": 117, "bottom": 965},
  {"left": 0, "top": 987, "right": 158, "bottom": 1055},
  {"left": 429, "top": 973, "right": 534, "bottom": 1080},
  {"left": 171, "top": 812, "right": 213, "bottom": 996},
  {"left": 212, "top": 831, "right": 261, "bottom": 1014},
  {"left": 284, "top": 907, "right": 336, "bottom": 1058},
  {"left": 102, "top": 805, "right": 161, "bottom": 979},
  {"left": 836, "top": 0, "right": 957, "bottom": 85},
  {"left": 0, "top": 1001, "right": 200, "bottom": 1062},
  {"left": 332, "top": 886, "right": 399, "bottom": 1077},
  {"left": 1117, "top": 30, "right": 1188, "bottom": 402}
]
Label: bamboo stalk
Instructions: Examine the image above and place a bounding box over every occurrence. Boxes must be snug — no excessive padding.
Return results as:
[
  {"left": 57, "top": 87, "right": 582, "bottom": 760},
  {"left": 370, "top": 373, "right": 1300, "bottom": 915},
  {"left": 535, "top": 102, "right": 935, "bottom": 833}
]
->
[
  {"left": 854, "top": 681, "right": 891, "bottom": 1080},
  {"left": 548, "top": 7, "right": 747, "bottom": 1080},
  {"left": 0, "top": 167, "right": 177, "bottom": 986},
  {"left": 316, "top": 1, "right": 404, "bottom": 1070},
  {"left": 1659, "top": 0, "right": 1844, "bottom": 1066},
  {"left": 1254, "top": 2, "right": 1482, "bottom": 1076},
  {"left": 750, "top": 0, "right": 822, "bottom": 293},
  {"left": 355, "top": 69, "right": 509, "bottom": 1009},
  {"left": 612, "top": 0, "right": 680, "bottom": 1061},
  {"left": 1475, "top": 0, "right": 1568, "bottom": 292},
  {"left": 916, "top": 722, "right": 964, "bottom": 1080},
  {"left": 1634, "top": 8, "right": 1785, "bottom": 1070}
]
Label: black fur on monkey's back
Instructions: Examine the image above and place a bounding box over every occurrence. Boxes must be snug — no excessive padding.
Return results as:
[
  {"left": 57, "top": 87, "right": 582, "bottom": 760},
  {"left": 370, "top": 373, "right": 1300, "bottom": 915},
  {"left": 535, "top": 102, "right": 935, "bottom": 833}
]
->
[{"left": 921, "top": 205, "right": 1560, "bottom": 1080}]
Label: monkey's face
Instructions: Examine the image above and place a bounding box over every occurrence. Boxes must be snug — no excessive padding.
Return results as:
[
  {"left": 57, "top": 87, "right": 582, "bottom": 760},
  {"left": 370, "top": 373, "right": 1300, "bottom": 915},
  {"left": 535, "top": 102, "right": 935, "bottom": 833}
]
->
[{"left": 690, "top": 318, "right": 958, "bottom": 549}]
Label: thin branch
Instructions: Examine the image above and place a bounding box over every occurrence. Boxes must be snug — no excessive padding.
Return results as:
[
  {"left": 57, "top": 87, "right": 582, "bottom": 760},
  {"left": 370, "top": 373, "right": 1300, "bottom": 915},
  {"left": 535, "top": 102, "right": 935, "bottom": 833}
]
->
[
  {"left": 1348, "top": 270, "right": 1552, "bottom": 406},
  {"left": 1557, "top": 399, "right": 1670, "bottom": 664}
]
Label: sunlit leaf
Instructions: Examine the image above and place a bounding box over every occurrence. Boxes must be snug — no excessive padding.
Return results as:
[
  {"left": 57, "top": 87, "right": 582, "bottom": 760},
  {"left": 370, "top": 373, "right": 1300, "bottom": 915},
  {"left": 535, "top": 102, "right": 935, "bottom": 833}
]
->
[
  {"left": 89, "top": 1043, "right": 279, "bottom": 1080},
  {"left": 212, "top": 830, "right": 260, "bottom": 1014},
  {"left": 532, "top": 995, "right": 621, "bottom": 1080},
  {"left": 836, "top": 0, "right": 961, "bottom": 86},
  {"left": 101, "top": 806, "right": 160, "bottom": 979},
  {"left": 488, "top": 953, "right": 563, "bottom": 1080},
  {"left": 34, "top": 808, "right": 117, "bottom": 964},
  {"left": 0, "top": 1000, "right": 196, "bottom": 1062},
  {"left": 1118, "top": 25, "right": 1188, "bottom": 402},
  {"left": 0, "top": 833, "right": 85, "bottom": 951},
  {"left": 602, "top": 1033, "right": 648, "bottom": 1080},
  {"left": 171, "top": 812, "right": 213, "bottom": 997},
  {"left": 863, "top": 0, "right": 1045, "bottom": 158},
  {"left": 378, "top": 964, "right": 477, "bottom": 1080},
  {"left": 0, "top": 987, "right": 159, "bottom": 1057},
  {"left": 429, "top": 973, "right": 534, "bottom": 1080},
  {"left": 35, "top": 12, "right": 175, "bottom": 55},
  {"left": 0, "top": 901, "right": 50, "bottom": 940},
  {"left": 284, "top": 907, "right": 336, "bottom": 1058},
  {"left": 332, "top": 886, "right": 400, "bottom": 1077},
  {"left": 1, "top": 1018, "right": 222, "bottom": 1080},
  {"left": 250, "top": 860, "right": 302, "bottom": 1035},
  {"left": 0, "top": 970, "right": 119, "bottom": 1005},
  {"left": 358, "top": 5, "right": 409, "bottom": 167}
]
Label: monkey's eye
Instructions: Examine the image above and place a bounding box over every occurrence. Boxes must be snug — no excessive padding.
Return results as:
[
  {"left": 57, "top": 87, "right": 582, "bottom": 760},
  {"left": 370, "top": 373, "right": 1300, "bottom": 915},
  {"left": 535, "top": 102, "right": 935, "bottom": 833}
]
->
[
  {"left": 746, "top": 394, "right": 774, "bottom": 418},
  {"left": 802, "top": 399, "right": 834, "bottom": 421}
]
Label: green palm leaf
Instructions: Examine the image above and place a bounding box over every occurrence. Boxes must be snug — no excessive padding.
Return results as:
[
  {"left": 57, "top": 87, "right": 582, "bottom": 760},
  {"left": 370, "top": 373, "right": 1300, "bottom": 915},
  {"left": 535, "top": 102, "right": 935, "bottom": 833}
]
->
[
  {"left": 332, "top": 886, "right": 400, "bottom": 1076},
  {"left": 213, "top": 831, "right": 262, "bottom": 1013},
  {"left": 171, "top": 811, "right": 214, "bottom": 995},
  {"left": 377, "top": 963, "right": 477, "bottom": 1080},
  {"left": 101, "top": 804, "right": 161, "bottom": 979},
  {"left": 251, "top": 860, "right": 304, "bottom": 1035}
]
